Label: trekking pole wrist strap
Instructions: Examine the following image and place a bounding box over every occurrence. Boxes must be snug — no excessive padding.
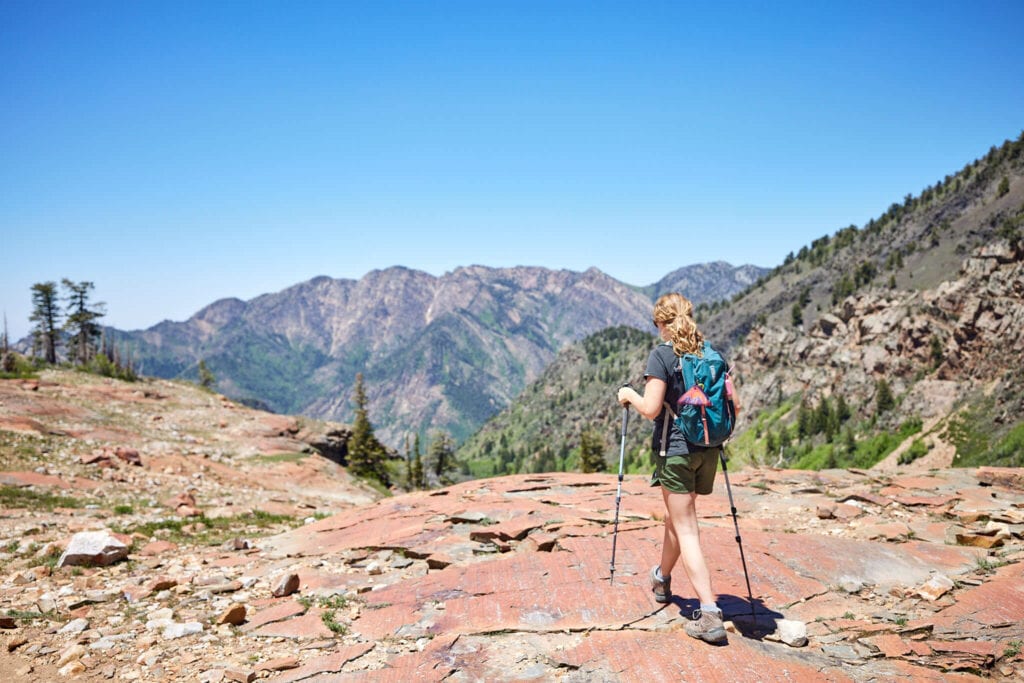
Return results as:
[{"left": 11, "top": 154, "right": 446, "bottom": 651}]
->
[{"left": 660, "top": 401, "right": 676, "bottom": 457}]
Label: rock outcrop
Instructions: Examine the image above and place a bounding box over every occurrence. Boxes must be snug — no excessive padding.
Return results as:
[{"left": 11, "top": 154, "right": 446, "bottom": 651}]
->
[{"left": 733, "top": 240, "right": 1024, "bottom": 467}]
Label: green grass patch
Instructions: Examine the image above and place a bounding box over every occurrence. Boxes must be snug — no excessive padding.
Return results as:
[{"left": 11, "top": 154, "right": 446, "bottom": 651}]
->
[
  {"left": 112, "top": 510, "right": 299, "bottom": 547},
  {"left": 898, "top": 438, "right": 929, "bottom": 466},
  {"left": 251, "top": 452, "right": 310, "bottom": 465},
  {"left": 951, "top": 417, "right": 1024, "bottom": 468},
  {"left": 790, "top": 418, "right": 923, "bottom": 470},
  {"left": 113, "top": 504, "right": 134, "bottom": 515},
  {"left": 4, "top": 608, "right": 57, "bottom": 623},
  {"left": 0, "top": 485, "right": 84, "bottom": 511}
]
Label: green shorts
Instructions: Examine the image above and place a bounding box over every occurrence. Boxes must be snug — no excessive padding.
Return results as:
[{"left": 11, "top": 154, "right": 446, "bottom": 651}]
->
[{"left": 651, "top": 447, "right": 719, "bottom": 495}]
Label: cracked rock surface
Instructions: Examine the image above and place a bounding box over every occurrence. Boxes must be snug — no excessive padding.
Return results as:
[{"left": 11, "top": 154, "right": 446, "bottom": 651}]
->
[{"left": 2, "top": 371, "right": 1023, "bottom": 681}]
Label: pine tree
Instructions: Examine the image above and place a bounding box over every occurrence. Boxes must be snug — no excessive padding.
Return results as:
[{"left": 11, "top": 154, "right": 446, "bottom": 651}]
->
[
  {"left": 412, "top": 450, "right": 425, "bottom": 488},
  {"left": 875, "top": 379, "right": 896, "bottom": 413},
  {"left": 62, "top": 279, "right": 105, "bottom": 365},
  {"left": 579, "top": 429, "right": 607, "bottom": 473},
  {"left": 1, "top": 314, "right": 14, "bottom": 373},
  {"left": 835, "top": 394, "right": 851, "bottom": 423},
  {"left": 403, "top": 435, "right": 414, "bottom": 488},
  {"left": 347, "top": 373, "right": 390, "bottom": 487},
  {"left": 428, "top": 431, "right": 456, "bottom": 485},
  {"left": 198, "top": 359, "right": 216, "bottom": 389},
  {"left": 30, "top": 282, "right": 61, "bottom": 364}
]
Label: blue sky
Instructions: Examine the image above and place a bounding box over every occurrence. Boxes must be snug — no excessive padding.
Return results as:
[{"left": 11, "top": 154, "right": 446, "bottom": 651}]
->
[{"left": 2, "top": 1, "right": 1022, "bottom": 341}]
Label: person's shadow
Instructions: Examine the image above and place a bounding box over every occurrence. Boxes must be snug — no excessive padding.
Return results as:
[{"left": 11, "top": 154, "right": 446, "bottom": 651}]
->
[{"left": 670, "top": 593, "right": 781, "bottom": 643}]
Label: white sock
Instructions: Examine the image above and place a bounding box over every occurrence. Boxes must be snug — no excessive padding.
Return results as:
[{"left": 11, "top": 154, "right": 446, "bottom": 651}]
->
[{"left": 700, "top": 602, "right": 721, "bottom": 615}]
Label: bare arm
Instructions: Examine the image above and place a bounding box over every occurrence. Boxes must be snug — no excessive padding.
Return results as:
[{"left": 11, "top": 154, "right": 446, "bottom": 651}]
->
[{"left": 617, "top": 377, "right": 667, "bottom": 421}]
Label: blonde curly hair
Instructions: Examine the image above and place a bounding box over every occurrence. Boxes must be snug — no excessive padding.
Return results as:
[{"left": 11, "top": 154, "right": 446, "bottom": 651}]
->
[{"left": 653, "top": 292, "right": 704, "bottom": 357}]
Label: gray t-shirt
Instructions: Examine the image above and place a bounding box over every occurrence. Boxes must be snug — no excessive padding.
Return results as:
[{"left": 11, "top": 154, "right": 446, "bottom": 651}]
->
[{"left": 644, "top": 343, "right": 689, "bottom": 456}]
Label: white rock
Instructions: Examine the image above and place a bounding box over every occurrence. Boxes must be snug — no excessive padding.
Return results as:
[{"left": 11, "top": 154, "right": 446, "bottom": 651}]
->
[
  {"left": 59, "top": 618, "right": 90, "bottom": 633},
  {"left": 163, "top": 621, "right": 204, "bottom": 639},
  {"left": 57, "top": 530, "right": 129, "bottom": 568},
  {"left": 777, "top": 619, "right": 809, "bottom": 647}
]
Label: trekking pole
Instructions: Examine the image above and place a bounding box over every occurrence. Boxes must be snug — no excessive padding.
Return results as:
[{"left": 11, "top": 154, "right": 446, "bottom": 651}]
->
[
  {"left": 609, "top": 399, "right": 629, "bottom": 584},
  {"left": 719, "top": 446, "right": 757, "bottom": 621}
]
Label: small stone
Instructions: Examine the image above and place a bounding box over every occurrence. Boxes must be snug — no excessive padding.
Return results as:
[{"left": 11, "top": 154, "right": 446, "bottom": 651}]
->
[
  {"left": 224, "top": 668, "right": 256, "bottom": 683},
  {"left": 163, "top": 621, "right": 203, "bottom": 639},
  {"left": 7, "top": 636, "right": 28, "bottom": 651},
  {"left": 0, "top": 616, "right": 16, "bottom": 629},
  {"left": 223, "top": 537, "right": 251, "bottom": 551},
  {"left": 139, "top": 540, "right": 178, "bottom": 556},
  {"left": 256, "top": 656, "right": 299, "bottom": 672},
  {"left": 838, "top": 576, "right": 864, "bottom": 593},
  {"left": 816, "top": 505, "right": 836, "bottom": 519},
  {"left": 57, "top": 643, "right": 87, "bottom": 667},
  {"left": 217, "top": 604, "right": 247, "bottom": 626},
  {"left": 272, "top": 572, "right": 301, "bottom": 597},
  {"left": 145, "top": 576, "right": 178, "bottom": 592},
  {"left": 58, "top": 660, "right": 87, "bottom": 677},
  {"left": 777, "top": 619, "right": 809, "bottom": 647},
  {"left": 59, "top": 618, "right": 90, "bottom": 634},
  {"left": 954, "top": 532, "right": 1004, "bottom": 548},
  {"left": 917, "top": 574, "right": 955, "bottom": 601}
]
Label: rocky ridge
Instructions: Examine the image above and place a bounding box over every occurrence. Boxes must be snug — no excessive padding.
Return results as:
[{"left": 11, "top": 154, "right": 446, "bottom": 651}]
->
[
  {"left": 733, "top": 239, "right": 1024, "bottom": 467},
  {"left": 2, "top": 372, "right": 1023, "bottom": 681}
]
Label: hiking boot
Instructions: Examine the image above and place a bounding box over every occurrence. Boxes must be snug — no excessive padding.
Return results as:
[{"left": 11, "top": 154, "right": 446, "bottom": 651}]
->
[
  {"left": 650, "top": 565, "right": 671, "bottom": 604},
  {"left": 685, "top": 609, "right": 727, "bottom": 643}
]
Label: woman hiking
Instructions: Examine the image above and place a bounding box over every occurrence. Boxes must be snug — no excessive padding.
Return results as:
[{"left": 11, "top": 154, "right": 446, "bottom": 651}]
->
[{"left": 616, "top": 292, "right": 738, "bottom": 644}]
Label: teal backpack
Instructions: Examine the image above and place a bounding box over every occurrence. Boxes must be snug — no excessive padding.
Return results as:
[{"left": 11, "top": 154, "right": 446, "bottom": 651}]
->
[{"left": 660, "top": 341, "right": 736, "bottom": 453}]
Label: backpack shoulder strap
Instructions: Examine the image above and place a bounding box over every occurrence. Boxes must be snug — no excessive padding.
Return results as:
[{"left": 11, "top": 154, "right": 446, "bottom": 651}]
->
[{"left": 679, "top": 352, "right": 696, "bottom": 390}]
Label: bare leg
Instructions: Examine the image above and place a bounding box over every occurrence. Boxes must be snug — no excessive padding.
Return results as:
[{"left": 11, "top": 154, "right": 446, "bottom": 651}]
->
[{"left": 659, "top": 487, "right": 715, "bottom": 605}]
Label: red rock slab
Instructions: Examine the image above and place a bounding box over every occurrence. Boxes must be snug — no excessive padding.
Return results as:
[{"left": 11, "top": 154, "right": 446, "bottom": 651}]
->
[
  {"left": 782, "top": 590, "right": 863, "bottom": 624},
  {"left": 975, "top": 467, "right": 1024, "bottom": 490},
  {"left": 851, "top": 521, "right": 911, "bottom": 542},
  {"left": 354, "top": 542, "right": 653, "bottom": 639},
  {"left": 926, "top": 639, "right": 1001, "bottom": 659},
  {"left": 270, "top": 517, "right": 450, "bottom": 557},
  {"left": 836, "top": 491, "right": 892, "bottom": 507},
  {"left": 954, "top": 485, "right": 1011, "bottom": 510},
  {"left": 891, "top": 494, "right": 959, "bottom": 507},
  {"left": 552, "top": 629, "right": 854, "bottom": 682},
  {"left": 252, "top": 607, "right": 335, "bottom": 640},
  {"left": 869, "top": 658, "right": 986, "bottom": 682},
  {"left": 353, "top": 528, "right": 814, "bottom": 641},
  {"left": 472, "top": 515, "right": 545, "bottom": 541},
  {"left": 931, "top": 561, "right": 1024, "bottom": 634},
  {"left": 862, "top": 632, "right": 913, "bottom": 658},
  {"left": 832, "top": 502, "right": 866, "bottom": 519},
  {"left": 758, "top": 531, "right": 980, "bottom": 590},
  {"left": 271, "top": 644, "right": 373, "bottom": 683},
  {"left": 339, "top": 635, "right": 461, "bottom": 682},
  {"left": 0, "top": 416, "right": 48, "bottom": 434},
  {"left": 292, "top": 568, "right": 365, "bottom": 594},
  {"left": 0, "top": 471, "right": 101, "bottom": 490},
  {"left": 242, "top": 599, "right": 307, "bottom": 631},
  {"left": 906, "top": 521, "right": 952, "bottom": 545},
  {"left": 886, "top": 474, "right": 954, "bottom": 491}
]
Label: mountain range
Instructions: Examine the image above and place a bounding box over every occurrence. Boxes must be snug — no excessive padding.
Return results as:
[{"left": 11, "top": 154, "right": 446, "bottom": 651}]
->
[{"left": 112, "top": 262, "right": 766, "bottom": 446}]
